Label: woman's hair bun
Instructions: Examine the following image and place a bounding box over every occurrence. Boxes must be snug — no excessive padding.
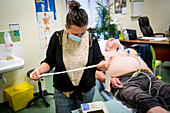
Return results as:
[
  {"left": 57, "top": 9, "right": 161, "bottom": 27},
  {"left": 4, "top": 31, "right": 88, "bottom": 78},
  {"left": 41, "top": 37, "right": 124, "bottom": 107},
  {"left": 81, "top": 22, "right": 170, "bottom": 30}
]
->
[{"left": 69, "top": 1, "right": 81, "bottom": 10}]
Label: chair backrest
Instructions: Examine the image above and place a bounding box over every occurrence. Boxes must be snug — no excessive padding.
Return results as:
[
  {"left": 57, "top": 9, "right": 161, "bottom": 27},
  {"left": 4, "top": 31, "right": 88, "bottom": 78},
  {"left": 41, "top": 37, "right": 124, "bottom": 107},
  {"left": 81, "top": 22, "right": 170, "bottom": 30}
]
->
[
  {"left": 27, "top": 69, "right": 35, "bottom": 77},
  {"left": 150, "top": 45, "right": 156, "bottom": 70},
  {"left": 130, "top": 44, "right": 153, "bottom": 70},
  {"left": 138, "top": 16, "right": 154, "bottom": 37}
]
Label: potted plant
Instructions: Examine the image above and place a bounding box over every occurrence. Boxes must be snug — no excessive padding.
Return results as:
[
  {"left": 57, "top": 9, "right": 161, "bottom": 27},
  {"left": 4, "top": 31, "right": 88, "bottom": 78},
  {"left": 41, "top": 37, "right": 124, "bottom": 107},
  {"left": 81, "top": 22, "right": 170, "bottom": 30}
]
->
[{"left": 95, "top": 0, "right": 117, "bottom": 40}]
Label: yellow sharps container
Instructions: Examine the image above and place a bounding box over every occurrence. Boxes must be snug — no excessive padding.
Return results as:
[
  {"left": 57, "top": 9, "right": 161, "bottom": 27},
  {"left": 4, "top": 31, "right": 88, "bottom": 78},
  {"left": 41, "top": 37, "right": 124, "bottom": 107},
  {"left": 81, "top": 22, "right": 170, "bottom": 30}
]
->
[{"left": 4, "top": 82, "right": 34, "bottom": 111}]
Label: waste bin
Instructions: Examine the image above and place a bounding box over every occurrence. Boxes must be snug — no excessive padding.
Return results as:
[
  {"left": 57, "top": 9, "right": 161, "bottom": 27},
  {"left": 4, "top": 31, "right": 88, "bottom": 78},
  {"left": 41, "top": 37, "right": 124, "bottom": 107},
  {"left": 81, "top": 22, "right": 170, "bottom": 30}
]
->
[{"left": 4, "top": 82, "right": 33, "bottom": 111}]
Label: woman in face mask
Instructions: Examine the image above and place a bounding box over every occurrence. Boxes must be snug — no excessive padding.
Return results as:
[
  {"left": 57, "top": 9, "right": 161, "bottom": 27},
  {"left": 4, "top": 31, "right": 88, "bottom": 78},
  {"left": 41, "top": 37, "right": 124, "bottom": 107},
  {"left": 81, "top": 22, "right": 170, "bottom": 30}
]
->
[{"left": 29, "top": 1, "right": 111, "bottom": 113}]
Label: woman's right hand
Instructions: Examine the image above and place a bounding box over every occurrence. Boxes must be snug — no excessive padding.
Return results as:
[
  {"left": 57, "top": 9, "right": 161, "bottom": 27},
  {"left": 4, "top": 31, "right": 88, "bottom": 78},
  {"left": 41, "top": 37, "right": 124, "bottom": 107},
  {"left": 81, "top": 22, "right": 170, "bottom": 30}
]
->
[{"left": 29, "top": 68, "right": 41, "bottom": 81}]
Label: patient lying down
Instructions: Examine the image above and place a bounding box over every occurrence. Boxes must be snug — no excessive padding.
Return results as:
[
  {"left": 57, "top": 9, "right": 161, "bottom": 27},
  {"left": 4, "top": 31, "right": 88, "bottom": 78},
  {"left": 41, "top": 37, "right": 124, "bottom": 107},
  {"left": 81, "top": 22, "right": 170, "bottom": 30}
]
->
[{"left": 96, "top": 38, "right": 170, "bottom": 113}]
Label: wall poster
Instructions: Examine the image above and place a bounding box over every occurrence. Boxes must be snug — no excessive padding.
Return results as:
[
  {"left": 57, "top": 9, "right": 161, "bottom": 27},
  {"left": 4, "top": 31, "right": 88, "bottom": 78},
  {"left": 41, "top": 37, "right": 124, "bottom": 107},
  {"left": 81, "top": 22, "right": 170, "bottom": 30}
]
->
[
  {"left": 37, "top": 12, "right": 55, "bottom": 48},
  {"left": 35, "top": 0, "right": 56, "bottom": 20},
  {"left": 34, "top": 0, "right": 56, "bottom": 49},
  {"left": 115, "top": 0, "right": 127, "bottom": 14}
]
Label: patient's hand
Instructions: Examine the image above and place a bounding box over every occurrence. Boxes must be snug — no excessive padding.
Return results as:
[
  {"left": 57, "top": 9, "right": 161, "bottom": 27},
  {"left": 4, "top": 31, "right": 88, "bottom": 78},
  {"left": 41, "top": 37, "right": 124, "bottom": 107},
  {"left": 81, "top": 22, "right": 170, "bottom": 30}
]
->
[{"left": 111, "top": 78, "right": 124, "bottom": 89}]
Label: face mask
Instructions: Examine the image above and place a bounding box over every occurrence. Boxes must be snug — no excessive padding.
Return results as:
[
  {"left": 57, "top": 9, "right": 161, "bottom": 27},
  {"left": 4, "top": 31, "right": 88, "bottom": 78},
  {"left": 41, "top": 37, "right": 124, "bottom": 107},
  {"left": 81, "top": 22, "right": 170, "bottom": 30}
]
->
[{"left": 69, "top": 32, "right": 85, "bottom": 42}]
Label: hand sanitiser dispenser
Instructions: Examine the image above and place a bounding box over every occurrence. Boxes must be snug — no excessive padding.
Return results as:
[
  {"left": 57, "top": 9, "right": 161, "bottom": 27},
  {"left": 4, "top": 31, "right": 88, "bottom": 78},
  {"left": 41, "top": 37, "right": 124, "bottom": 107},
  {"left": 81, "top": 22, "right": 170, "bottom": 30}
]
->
[{"left": 4, "top": 31, "right": 13, "bottom": 50}]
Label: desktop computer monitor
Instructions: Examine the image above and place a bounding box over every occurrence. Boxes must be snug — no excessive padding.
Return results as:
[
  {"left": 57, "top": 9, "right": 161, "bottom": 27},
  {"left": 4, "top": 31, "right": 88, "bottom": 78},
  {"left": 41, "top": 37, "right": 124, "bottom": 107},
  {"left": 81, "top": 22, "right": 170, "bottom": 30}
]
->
[{"left": 126, "top": 29, "right": 137, "bottom": 40}]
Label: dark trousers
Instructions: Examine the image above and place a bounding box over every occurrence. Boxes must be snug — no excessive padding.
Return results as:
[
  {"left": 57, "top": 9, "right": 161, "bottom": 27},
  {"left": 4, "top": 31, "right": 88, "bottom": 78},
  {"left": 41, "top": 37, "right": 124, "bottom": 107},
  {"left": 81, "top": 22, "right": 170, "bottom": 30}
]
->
[{"left": 116, "top": 73, "right": 170, "bottom": 113}]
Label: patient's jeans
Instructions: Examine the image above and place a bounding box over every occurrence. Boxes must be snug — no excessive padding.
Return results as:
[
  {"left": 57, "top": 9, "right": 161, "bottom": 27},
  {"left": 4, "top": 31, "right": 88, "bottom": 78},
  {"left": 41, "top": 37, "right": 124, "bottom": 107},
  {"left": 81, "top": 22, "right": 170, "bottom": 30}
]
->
[
  {"left": 54, "top": 86, "right": 95, "bottom": 113},
  {"left": 117, "top": 73, "right": 170, "bottom": 113}
]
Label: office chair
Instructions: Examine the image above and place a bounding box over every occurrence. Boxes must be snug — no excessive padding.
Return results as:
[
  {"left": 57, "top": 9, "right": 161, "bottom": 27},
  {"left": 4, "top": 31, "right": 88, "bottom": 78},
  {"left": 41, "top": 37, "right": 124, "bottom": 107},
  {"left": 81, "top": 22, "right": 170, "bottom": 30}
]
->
[
  {"left": 150, "top": 46, "right": 162, "bottom": 76},
  {"left": 130, "top": 44, "right": 153, "bottom": 70},
  {"left": 131, "top": 44, "right": 162, "bottom": 76},
  {"left": 26, "top": 69, "right": 54, "bottom": 108},
  {"left": 138, "top": 16, "right": 165, "bottom": 37}
]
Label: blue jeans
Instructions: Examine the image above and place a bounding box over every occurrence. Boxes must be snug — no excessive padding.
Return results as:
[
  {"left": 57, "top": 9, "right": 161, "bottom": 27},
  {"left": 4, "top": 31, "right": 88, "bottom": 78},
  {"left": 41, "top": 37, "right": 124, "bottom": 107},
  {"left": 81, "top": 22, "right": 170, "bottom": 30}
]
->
[{"left": 54, "top": 86, "right": 95, "bottom": 113}]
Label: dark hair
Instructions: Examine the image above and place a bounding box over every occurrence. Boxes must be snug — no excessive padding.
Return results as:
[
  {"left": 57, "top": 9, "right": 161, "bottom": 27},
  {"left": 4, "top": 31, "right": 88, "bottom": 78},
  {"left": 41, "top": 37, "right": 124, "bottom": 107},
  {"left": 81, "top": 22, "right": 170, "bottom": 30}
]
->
[{"left": 66, "top": 0, "right": 88, "bottom": 29}]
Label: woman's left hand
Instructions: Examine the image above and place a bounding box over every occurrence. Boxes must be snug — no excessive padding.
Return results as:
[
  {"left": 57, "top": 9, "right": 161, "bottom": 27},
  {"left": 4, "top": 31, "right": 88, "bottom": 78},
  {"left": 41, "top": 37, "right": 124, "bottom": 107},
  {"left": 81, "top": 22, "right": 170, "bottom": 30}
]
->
[{"left": 96, "top": 56, "right": 112, "bottom": 71}]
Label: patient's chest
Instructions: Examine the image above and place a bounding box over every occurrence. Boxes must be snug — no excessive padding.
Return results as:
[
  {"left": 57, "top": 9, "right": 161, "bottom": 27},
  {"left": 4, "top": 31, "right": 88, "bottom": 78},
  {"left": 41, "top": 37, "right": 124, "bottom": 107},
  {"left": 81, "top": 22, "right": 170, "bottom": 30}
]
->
[{"left": 105, "top": 50, "right": 149, "bottom": 77}]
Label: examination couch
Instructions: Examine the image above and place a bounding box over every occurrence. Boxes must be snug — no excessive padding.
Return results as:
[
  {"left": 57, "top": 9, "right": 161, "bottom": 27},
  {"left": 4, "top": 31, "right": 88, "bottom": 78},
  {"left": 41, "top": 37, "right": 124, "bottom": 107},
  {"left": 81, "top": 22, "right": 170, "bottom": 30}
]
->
[
  {"left": 97, "top": 40, "right": 136, "bottom": 113},
  {"left": 97, "top": 40, "right": 170, "bottom": 113}
]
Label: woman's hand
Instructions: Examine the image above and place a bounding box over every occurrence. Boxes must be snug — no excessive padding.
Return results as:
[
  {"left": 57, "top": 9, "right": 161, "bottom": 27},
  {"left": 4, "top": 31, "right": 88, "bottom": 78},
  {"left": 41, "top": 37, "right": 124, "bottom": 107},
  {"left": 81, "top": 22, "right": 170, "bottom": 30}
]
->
[
  {"left": 96, "top": 56, "right": 112, "bottom": 71},
  {"left": 111, "top": 77, "right": 124, "bottom": 89},
  {"left": 29, "top": 63, "right": 50, "bottom": 81},
  {"left": 29, "top": 68, "right": 41, "bottom": 81}
]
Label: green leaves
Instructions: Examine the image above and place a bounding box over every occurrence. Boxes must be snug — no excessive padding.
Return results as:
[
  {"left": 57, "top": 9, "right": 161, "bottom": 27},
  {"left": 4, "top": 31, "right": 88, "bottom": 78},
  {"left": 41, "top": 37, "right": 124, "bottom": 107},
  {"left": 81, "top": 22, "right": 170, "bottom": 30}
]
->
[{"left": 95, "top": 0, "right": 117, "bottom": 40}]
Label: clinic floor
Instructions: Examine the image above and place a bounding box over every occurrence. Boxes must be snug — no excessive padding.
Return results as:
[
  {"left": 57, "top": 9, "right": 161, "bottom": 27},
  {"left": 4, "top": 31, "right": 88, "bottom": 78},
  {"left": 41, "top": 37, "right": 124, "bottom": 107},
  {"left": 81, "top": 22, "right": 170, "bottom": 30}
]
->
[
  {"left": 0, "top": 61, "right": 170, "bottom": 113},
  {"left": 0, "top": 73, "right": 104, "bottom": 113}
]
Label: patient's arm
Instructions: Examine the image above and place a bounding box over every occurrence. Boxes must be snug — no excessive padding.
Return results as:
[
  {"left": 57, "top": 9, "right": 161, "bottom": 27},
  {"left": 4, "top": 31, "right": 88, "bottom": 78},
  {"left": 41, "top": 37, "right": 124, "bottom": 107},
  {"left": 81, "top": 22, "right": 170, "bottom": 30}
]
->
[
  {"left": 95, "top": 71, "right": 124, "bottom": 89},
  {"left": 95, "top": 70, "right": 106, "bottom": 83}
]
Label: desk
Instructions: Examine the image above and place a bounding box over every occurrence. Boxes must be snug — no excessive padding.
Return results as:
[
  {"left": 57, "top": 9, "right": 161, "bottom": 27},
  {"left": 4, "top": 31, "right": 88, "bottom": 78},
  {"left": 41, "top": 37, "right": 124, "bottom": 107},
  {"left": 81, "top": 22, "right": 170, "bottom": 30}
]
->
[{"left": 120, "top": 40, "right": 170, "bottom": 61}]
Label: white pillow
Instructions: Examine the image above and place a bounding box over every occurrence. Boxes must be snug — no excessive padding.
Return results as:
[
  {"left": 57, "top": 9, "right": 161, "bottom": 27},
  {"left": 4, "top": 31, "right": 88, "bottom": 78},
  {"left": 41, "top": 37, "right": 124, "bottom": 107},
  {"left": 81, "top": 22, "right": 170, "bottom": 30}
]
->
[{"left": 98, "top": 39, "right": 107, "bottom": 54}]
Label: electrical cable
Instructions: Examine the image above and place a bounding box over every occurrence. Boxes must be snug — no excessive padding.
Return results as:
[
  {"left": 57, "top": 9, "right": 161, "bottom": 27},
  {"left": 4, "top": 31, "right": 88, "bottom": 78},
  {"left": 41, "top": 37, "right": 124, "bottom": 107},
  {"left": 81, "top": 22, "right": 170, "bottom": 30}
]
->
[
  {"left": 107, "top": 46, "right": 169, "bottom": 111},
  {"left": 111, "top": 48, "right": 152, "bottom": 98}
]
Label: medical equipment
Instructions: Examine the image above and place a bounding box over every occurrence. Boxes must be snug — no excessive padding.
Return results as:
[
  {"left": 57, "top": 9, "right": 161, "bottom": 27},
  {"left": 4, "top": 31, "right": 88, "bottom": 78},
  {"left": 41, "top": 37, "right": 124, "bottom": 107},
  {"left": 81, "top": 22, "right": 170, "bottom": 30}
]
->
[
  {"left": 106, "top": 46, "right": 170, "bottom": 111},
  {"left": 105, "top": 71, "right": 111, "bottom": 92},
  {"left": 116, "top": 47, "right": 119, "bottom": 51},
  {"left": 81, "top": 101, "right": 108, "bottom": 113},
  {"left": 123, "top": 46, "right": 126, "bottom": 50},
  {"left": 104, "top": 46, "right": 143, "bottom": 93},
  {"left": 111, "top": 47, "right": 149, "bottom": 97},
  {"left": 33, "top": 65, "right": 97, "bottom": 77},
  {"left": 127, "top": 50, "right": 130, "bottom": 54}
]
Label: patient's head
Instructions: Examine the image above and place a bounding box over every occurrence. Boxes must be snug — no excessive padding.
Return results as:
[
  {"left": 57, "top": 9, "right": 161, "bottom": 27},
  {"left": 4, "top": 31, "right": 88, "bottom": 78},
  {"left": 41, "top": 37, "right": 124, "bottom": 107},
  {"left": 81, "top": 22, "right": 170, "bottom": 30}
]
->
[
  {"left": 105, "top": 38, "right": 123, "bottom": 51},
  {"left": 105, "top": 38, "right": 137, "bottom": 56}
]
